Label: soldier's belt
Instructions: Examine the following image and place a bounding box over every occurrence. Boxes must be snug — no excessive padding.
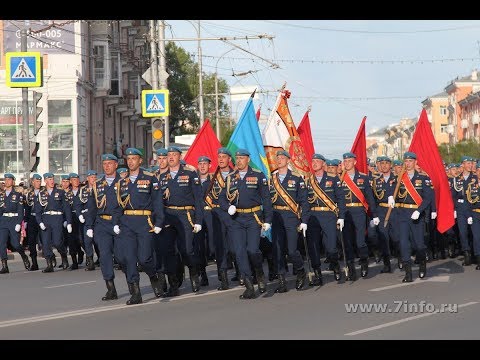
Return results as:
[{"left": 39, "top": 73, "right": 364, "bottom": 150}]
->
[
  {"left": 397, "top": 203, "right": 419, "bottom": 209},
  {"left": 167, "top": 206, "right": 195, "bottom": 211},
  {"left": 310, "top": 206, "right": 331, "bottom": 212},
  {"left": 44, "top": 211, "right": 63, "bottom": 215},
  {"left": 378, "top": 203, "right": 390, "bottom": 208},
  {"left": 100, "top": 215, "right": 112, "bottom": 220},
  {"left": 236, "top": 206, "right": 261, "bottom": 213},
  {"left": 273, "top": 205, "right": 291, "bottom": 211},
  {"left": 72, "top": 210, "right": 77, "bottom": 213},
  {"left": 472, "top": 209, "right": 480, "bottom": 213},
  {"left": 2, "top": 213, "right": 18, "bottom": 217},
  {"left": 81, "top": 209, "right": 88, "bottom": 213},
  {"left": 204, "top": 204, "right": 219, "bottom": 210},
  {"left": 124, "top": 210, "right": 152, "bottom": 216},
  {"left": 30, "top": 212, "right": 36, "bottom": 216},
  {"left": 346, "top": 203, "right": 364, "bottom": 207}
]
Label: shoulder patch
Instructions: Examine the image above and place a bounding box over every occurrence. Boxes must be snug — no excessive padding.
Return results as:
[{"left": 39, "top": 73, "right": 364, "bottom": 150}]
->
[
  {"left": 252, "top": 168, "right": 262, "bottom": 173},
  {"left": 143, "top": 171, "right": 154, "bottom": 176},
  {"left": 184, "top": 164, "right": 197, "bottom": 172}
]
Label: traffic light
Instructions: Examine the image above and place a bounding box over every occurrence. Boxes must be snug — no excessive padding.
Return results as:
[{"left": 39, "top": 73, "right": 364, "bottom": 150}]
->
[
  {"left": 33, "top": 91, "right": 43, "bottom": 136},
  {"left": 151, "top": 118, "right": 164, "bottom": 151},
  {"left": 30, "top": 141, "right": 40, "bottom": 172}
]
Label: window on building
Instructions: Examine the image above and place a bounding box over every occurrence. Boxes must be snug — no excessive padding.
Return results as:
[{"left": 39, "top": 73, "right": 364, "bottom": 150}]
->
[
  {"left": 440, "top": 124, "right": 448, "bottom": 133},
  {"left": 440, "top": 106, "right": 447, "bottom": 116},
  {"left": 110, "top": 51, "right": 120, "bottom": 96},
  {"left": 94, "top": 44, "right": 106, "bottom": 88},
  {"left": 48, "top": 100, "right": 73, "bottom": 174}
]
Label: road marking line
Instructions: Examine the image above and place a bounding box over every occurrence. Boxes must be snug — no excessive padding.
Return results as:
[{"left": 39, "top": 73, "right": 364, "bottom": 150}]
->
[
  {"left": 44, "top": 281, "right": 97, "bottom": 289},
  {"left": 369, "top": 275, "right": 450, "bottom": 292},
  {"left": 344, "top": 302, "right": 478, "bottom": 336}
]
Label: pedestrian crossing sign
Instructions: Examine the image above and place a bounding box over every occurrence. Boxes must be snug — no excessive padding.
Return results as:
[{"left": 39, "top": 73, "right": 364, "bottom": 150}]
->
[
  {"left": 142, "top": 89, "right": 170, "bottom": 117},
  {"left": 6, "top": 52, "right": 42, "bottom": 88}
]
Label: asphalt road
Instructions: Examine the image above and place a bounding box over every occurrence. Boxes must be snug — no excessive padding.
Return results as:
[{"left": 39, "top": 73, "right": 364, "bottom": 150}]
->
[{"left": 0, "top": 253, "right": 479, "bottom": 339}]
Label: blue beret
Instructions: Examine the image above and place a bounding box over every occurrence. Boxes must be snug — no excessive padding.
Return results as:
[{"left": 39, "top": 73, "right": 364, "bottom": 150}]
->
[
  {"left": 198, "top": 156, "right": 211, "bottom": 163},
  {"left": 377, "top": 156, "right": 392, "bottom": 162},
  {"left": 43, "top": 172, "right": 54, "bottom": 179},
  {"left": 180, "top": 160, "right": 186, "bottom": 166},
  {"left": 69, "top": 173, "right": 79, "bottom": 179},
  {"left": 218, "top": 147, "right": 232, "bottom": 157},
  {"left": 235, "top": 148, "right": 250, "bottom": 156},
  {"left": 461, "top": 155, "right": 475, "bottom": 162},
  {"left": 102, "top": 153, "right": 118, "bottom": 162},
  {"left": 4, "top": 173, "right": 15, "bottom": 180},
  {"left": 447, "top": 163, "right": 458, "bottom": 169},
  {"left": 125, "top": 148, "right": 142, "bottom": 156},
  {"left": 403, "top": 152, "right": 417, "bottom": 160},
  {"left": 325, "top": 159, "right": 336, "bottom": 166},
  {"left": 276, "top": 150, "right": 290, "bottom": 159},
  {"left": 312, "top": 153, "right": 326, "bottom": 161},
  {"left": 87, "top": 170, "right": 97, "bottom": 176},
  {"left": 151, "top": 165, "right": 159, "bottom": 171},
  {"left": 32, "top": 173, "right": 42, "bottom": 180},
  {"left": 332, "top": 159, "right": 341, "bottom": 166},
  {"left": 60, "top": 174, "right": 70, "bottom": 180},
  {"left": 156, "top": 148, "right": 168, "bottom": 156},
  {"left": 117, "top": 168, "right": 128, "bottom": 174},
  {"left": 167, "top": 146, "right": 182, "bottom": 154},
  {"left": 393, "top": 160, "right": 403, "bottom": 166},
  {"left": 343, "top": 152, "right": 356, "bottom": 159}
]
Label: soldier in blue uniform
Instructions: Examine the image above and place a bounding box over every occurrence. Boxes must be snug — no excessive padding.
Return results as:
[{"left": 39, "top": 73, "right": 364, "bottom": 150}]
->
[
  {"left": 24, "top": 173, "right": 44, "bottom": 271},
  {"left": 466, "top": 171, "right": 480, "bottom": 269},
  {"left": 159, "top": 146, "right": 204, "bottom": 296},
  {"left": 0, "top": 173, "right": 30, "bottom": 273},
  {"left": 393, "top": 152, "right": 434, "bottom": 282},
  {"left": 34, "top": 172, "right": 72, "bottom": 273},
  {"left": 341, "top": 152, "right": 378, "bottom": 280},
  {"left": 65, "top": 173, "right": 83, "bottom": 270},
  {"left": 117, "top": 168, "right": 128, "bottom": 179},
  {"left": 116, "top": 148, "right": 165, "bottom": 305},
  {"left": 443, "top": 163, "right": 460, "bottom": 258},
  {"left": 60, "top": 174, "right": 73, "bottom": 269},
  {"left": 220, "top": 149, "right": 273, "bottom": 299},
  {"left": 269, "top": 150, "right": 310, "bottom": 293},
  {"left": 86, "top": 154, "right": 124, "bottom": 301}
]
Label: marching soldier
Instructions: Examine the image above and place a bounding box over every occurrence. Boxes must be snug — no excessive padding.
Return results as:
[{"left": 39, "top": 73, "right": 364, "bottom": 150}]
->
[
  {"left": 465, "top": 171, "right": 480, "bottom": 269},
  {"left": 86, "top": 154, "right": 123, "bottom": 301},
  {"left": 341, "top": 152, "right": 378, "bottom": 280},
  {"left": 60, "top": 174, "right": 73, "bottom": 269},
  {"left": 393, "top": 152, "right": 434, "bottom": 282},
  {"left": 24, "top": 173, "right": 44, "bottom": 271},
  {"left": 116, "top": 148, "right": 165, "bottom": 305},
  {"left": 34, "top": 173, "right": 72, "bottom": 273},
  {"left": 0, "top": 173, "right": 30, "bottom": 273},
  {"left": 117, "top": 168, "right": 128, "bottom": 179},
  {"left": 220, "top": 149, "right": 273, "bottom": 299},
  {"left": 66, "top": 173, "right": 83, "bottom": 270},
  {"left": 270, "top": 150, "right": 310, "bottom": 293},
  {"left": 393, "top": 160, "right": 403, "bottom": 176},
  {"left": 444, "top": 163, "right": 460, "bottom": 258}
]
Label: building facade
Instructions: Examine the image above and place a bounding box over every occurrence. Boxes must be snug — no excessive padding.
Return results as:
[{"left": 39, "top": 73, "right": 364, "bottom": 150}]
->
[{"left": 421, "top": 91, "right": 449, "bottom": 145}]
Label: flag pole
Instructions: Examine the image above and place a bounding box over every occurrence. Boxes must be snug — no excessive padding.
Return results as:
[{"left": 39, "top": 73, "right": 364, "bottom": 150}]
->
[{"left": 384, "top": 164, "right": 406, "bottom": 227}]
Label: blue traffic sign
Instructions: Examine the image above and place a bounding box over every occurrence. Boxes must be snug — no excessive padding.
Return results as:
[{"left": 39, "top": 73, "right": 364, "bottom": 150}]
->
[
  {"left": 142, "top": 90, "right": 170, "bottom": 117},
  {"left": 6, "top": 52, "right": 42, "bottom": 87}
]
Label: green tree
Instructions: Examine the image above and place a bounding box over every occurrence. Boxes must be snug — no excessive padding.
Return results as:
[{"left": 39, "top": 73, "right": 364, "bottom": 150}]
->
[{"left": 438, "top": 139, "right": 480, "bottom": 163}]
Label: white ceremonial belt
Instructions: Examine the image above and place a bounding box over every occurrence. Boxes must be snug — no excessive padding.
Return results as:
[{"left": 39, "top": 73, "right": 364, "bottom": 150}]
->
[
  {"left": 81, "top": 209, "right": 88, "bottom": 213},
  {"left": 2, "top": 213, "right": 18, "bottom": 217},
  {"left": 457, "top": 199, "right": 464, "bottom": 203},
  {"left": 44, "top": 211, "right": 63, "bottom": 215}
]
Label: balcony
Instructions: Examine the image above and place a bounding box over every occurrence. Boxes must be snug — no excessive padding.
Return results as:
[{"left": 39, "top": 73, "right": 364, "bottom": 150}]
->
[
  {"left": 473, "top": 114, "right": 480, "bottom": 125},
  {"left": 461, "top": 119, "right": 469, "bottom": 129}
]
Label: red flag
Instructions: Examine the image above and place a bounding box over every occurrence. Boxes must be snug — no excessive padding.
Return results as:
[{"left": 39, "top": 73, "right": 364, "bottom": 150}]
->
[
  {"left": 351, "top": 116, "right": 367, "bottom": 174},
  {"left": 297, "top": 110, "right": 315, "bottom": 168},
  {"left": 409, "top": 109, "right": 455, "bottom": 233},
  {"left": 183, "top": 119, "right": 221, "bottom": 170},
  {"left": 256, "top": 104, "right": 261, "bottom": 121}
]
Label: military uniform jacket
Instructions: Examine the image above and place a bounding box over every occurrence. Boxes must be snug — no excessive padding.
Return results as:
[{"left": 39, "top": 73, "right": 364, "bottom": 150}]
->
[
  {"left": 452, "top": 172, "right": 475, "bottom": 212},
  {"left": 73, "top": 185, "right": 92, "bottom": 220},
  {"left": 341, "top": 170, "right": 377, "bottom": 217},
  {"left": 86, "top": 175, "right": 122, "bottom": 229},
  {"left": 307, "top": 172, "right": 346, "bottom": 219},
  {"left": 159, "top": 165, "right": 203, "bottom": 225},
  {"left": 371, "top": 172, "right": 395, "bottom": 205},
  {"left": 117, "top": 169, "right": 164, "bottom": 227},
  {"left": 205, "top": 167, "right": 234, "bottom": 207},
  {"left": 34, "top": 186, "right": 72, "bottom": 225},
  {"left": 270, "top": 169, "right": 310, "bottom": 223},
  {"left": 395, "top": 170, "right": 433, "bottom": 213},
  {"left": 0, "top": 189, "right": 24, "bottom": 225},
  {"left": 24, "top": 187, "right": 43, "bottom": 223},
  {"left": 63, "top": 187, "right": 74, "bottom": 222},
  {"left": 220, "top": 166, "right": 273, "bottom": 224},
  {"left": 463, "top": 173, "right": 480, "bottom": 212},
  {"left": 200, "top": 173, "right": 213, "bottom": 199}
]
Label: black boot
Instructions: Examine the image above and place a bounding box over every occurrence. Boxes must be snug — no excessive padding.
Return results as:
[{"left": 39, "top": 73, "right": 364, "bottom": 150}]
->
[
  {"left": 217, "top": 270, "right": 229, "bottom": 291},
  {"left": 158, "top": 272, "right": 168, "bottom": 293},
  {"left": 42, "top": 257, "right": 54, "bottom": 273},
  {"left": 29, "top": 256, "right": 39, "bottom": 271},
  {"left": 231, "top": 261, "right": 240, "bottom": 282},
  {"left": 163, "top": 274, "right": 180, "bottom": 297},
  {"left": 0, "top": 259, "right": 9, "bottom": 274},
  {"left": 346, "top": 261, "right": 357, "bottom": 281},
  {"left": 255, "top": 268, "right": 267, "bottom": 294},
  {"left": 313, "top": 268, "right": 323, "bottom": 286},
  {"left": 69, "top": 254, "right": 78, "bottom": 270},
  {"left": 150, "top": 274, "right": 166, "bottom": 298},
  {"left": 462, "top": 250, "right": 472, "bottom": 266},
  {"left": 85, "top": 256, "right": 95, "bottom": 271},
  {"left": 267, "top": 257, "right": 276, "bottom": 281},
  {"left": 60, "top": 254, "right": 69, "bottom": 270},
  {"left": 189, "top": 266, "right": 201, "bottom": 293},
  {"left": 476, "top": 256, "right": 480, "bottom": 270},
  {"left": 294, "top": 268, "right": 306, "bottom": 290},
  {"left": 239, "top": 276, "right": 256, "bottom": 299},
  {"left": 332, "top": 262, "right": 342, "bottom": 281},
  {"left": 126, "top": 282, "right": 142, "bottom": 305},
  {"left": 18, "top": 249, "right": 31, "bottom": 270},
  {"left": 402, "top": 263, "right": 413, "bottom": 282},
  {"left": 360, "top": 258, "right": 369, "bottom": 278},
  {"left": 102, "top": 280, "right": 118, "bottom": 301},
  {"left": 380, "top": 256, "right": 391, "bottom": 273},
  {"left": 199, "top": 267, "right": 209, "bottom": 287},
  {"left": 128, "top": 282, "right": 134, "bottom": 295},
  {"left": 275, "top": 274, "right": 288, "bottom": 293},
  {"left": 397, "top": 256, "right": 403, "bottom": 270},
  {"left": 77, "top": 250, "right": 84, "bottom": 265},
  {"left": 419, "top": 260, "right": 427, "bottom": 279},
  {"left": 52, "top": 255, "right": 57, "bottom": 268},
  {"left": 448, "top": 243, "right": 457, "bottom": 258}
]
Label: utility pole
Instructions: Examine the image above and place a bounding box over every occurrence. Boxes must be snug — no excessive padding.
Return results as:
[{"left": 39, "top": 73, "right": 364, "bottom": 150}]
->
[
  {"left": 197, "top": 20, "right": 204, "bottom": 126},
  {"left": 149, "top": 20, "right": 159, "bottom": 159},
  {"left": 158, "top": 20, "right": 169, "bottom": 147},
  {"left": 21, "top": 27, "right": 30, "bottom": 181}
]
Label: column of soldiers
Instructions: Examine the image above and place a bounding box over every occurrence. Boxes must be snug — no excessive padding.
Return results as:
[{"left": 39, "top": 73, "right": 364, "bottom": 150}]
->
[{"left": 1, "top": 147, "right": 479, "bottom": 303}]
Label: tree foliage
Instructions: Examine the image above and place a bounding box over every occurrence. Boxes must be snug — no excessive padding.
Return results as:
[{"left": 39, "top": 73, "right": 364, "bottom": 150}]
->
[{"left": 438, "top": 139, "right": 480, "bottom": 163}]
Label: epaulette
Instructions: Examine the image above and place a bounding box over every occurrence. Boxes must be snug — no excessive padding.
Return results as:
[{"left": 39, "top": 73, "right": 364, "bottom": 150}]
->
[
  {"left": 372, "top": 172, "right": 382, "bottom": 179},
  {"left": 143, "top": 171, "right": 154, "bottom": 176},
  {"left": 56, "top": 184, "right": 63, "bottom": 190},
  {"left": 183, "top": 164, "right": 197, "bottom": 172},
  {"left": 252, "top": 168, "right": 261, "bottom": 173},
  {"left": 359, "top": 172, "right": 367, "bottom": 176},
  {"left": 226, "top": 169, "right": 237, "bottom": 177}
]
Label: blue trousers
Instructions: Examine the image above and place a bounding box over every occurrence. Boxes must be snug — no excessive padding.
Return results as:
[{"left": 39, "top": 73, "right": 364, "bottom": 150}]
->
[
  {"left": 93, "top": 219, "right": 119, "bottom": 281},
  {"left": 41, "top": 214, "right": 67, "bottom": 258},
  {"left": 164, "top": 209, "right": 199, "bottom": 268},
  {"left": 344, "top": 208, "right": 368, "bottom": 261},
  {"left": 272, "top": 210, "right": 303, "bottom": 274},
  {"left": 0, "top": 219, "right": 22, "bottom": 260},
  {"left": 397, "top": 208, "right": 426, "bottom": 264},
  {"left": 307, "top": 211, "right": 338, "bottom": 268},
  {"left": 469, "top": 212, "right": 480, "bottom": 256},
  {"left": 26, "top": 217, "right": 41, "bottom": 258}
]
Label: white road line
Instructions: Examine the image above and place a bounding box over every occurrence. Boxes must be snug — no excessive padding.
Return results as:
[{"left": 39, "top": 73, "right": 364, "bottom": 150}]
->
[
  {"left": 44, "top": 281, "right": 97, "bottom": 289},
  {"left": 369, "top": 275, "right": 450, "bottom": 292},
  {"left": 345, "top": 302, "right": 478, "bottom": 336}
]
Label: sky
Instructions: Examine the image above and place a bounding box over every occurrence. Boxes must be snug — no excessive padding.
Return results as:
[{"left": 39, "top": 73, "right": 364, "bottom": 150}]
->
[{"left": 166, "top": 20, "right": 480, "bottom": 159}]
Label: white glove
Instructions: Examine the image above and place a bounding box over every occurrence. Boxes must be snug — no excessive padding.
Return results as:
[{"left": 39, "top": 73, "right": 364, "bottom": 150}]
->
[
  {"left": 372, "top": 217, "right": 380, "bottom": 226},
  {"left": 337, "top": 219, "right": 344, "bottom": 231},
  {"left": 228, "top": 205, "right": 237, "bottom": 216},
  {"left": 193, "top": 224, "right": 202, "bottom": 233},
  {"left": 39, "top": 222, "right": 46, "bottom": 231},
  {"left": 67, "top": 224, "right": 72, "bottom": 233},
  {"left": 369, "top": 219, "right": 376, "bottom": 228},
  {"left": 468, "top": 217, "right": 473, "bottom": 225},
  {"left": 113, "top": 225, "right": 121, "bottom": 235},
  {"left": 298, "top": 223, "right": 308, "bottom": 234},
  {"left": 262, "top": 223, "right": 271, "bottom": 232},
  {"left": 86, "top": 229, "right": 94, "bottom": 238},
  {"left": 454, "top": 210, "right": 457, "bottom": 219},
  {"left": 411, "top": 210, "right": 420, "bottom": 220},
  {"left": 78, "top": 215, "right": 85, "bottom": 223},
  {"left": 15, "top": 224, "right": 21, "bottom": 232},
  {"left": 63, "top": 221, "right": 67, "bottom": 228},
  {"left": 431, "top": 212, "right": 437, "bottom": 220},
  {"left": 154, "top": 226, "right": 162, "bottom": 234},
  {"left": 388, "top": 196, "right": 395, "bottom": 209}
]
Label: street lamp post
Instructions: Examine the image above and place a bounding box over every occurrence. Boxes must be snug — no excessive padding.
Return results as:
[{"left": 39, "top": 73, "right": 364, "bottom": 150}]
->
[{"left": 215, "top": 48, "right": 235, "bottom": 140}]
